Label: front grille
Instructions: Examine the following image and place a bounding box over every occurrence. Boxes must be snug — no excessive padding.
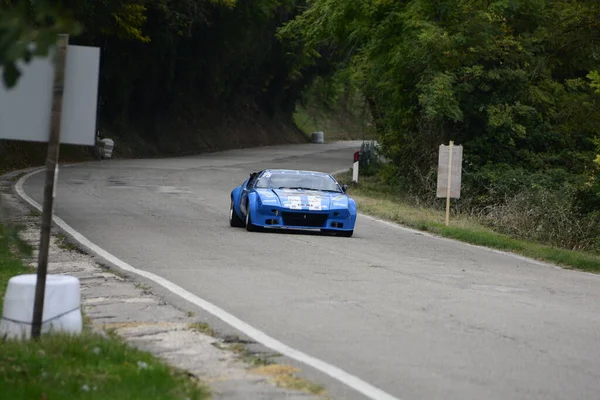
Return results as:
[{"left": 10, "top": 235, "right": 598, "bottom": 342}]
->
[{"left": 281, "top": 212, "right": 328, "bottom": 228}]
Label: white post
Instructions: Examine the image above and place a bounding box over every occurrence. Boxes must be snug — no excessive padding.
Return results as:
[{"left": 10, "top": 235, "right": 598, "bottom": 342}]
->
[
  {"left": 352, "top": 150, "right": 360, "bottom": 183},
  {"left": 352, "top": 161, "right": 359, "bottom": 183}
]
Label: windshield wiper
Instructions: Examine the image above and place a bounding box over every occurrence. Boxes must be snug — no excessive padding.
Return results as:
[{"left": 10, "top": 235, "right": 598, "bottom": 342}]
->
[
  {"left": 279, "top": 186, "right": 316, "bottom": 191},
  {"left": 279, "top": 187, "right": 341, "bottom": 193}
]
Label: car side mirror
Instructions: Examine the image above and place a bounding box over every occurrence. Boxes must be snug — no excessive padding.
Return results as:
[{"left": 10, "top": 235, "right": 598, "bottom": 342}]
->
[{"left": 341, "top": 184, "right": 348, "bottom": 193}]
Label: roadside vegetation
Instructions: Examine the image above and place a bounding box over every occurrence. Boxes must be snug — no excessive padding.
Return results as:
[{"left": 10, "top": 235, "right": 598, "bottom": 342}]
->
[
  {"left": 292, "top": 73, "right": 374, "bottom": 142},
  {"left": 280, "top": 0, "right": 600, "bottom": 266},
  {"left": 2, "top": 1, "right": 598, "bottom": 272},
  {"left": 335, "top": 170, "right": 600, "bottom": 273},
  {"left": 0, "top": 225, "right": 32, "bottom": 312},
  {"left": 0, "top": 224, "right": 210, "bottom": 400},
  {"left": 1, "top": 0, "right": 316, "bottom": 168}
]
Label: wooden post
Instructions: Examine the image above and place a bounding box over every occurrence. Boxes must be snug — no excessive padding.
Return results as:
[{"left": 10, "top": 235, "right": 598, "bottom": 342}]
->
[
  {"left": 445, "top": 140, "right": 454, "bottom": 226},
  {"left": 31, "top": 34, "right": 69, "bottom": 340}
]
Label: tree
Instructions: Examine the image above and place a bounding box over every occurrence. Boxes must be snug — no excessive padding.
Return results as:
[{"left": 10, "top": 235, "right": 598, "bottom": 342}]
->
[
  {"left": 280, "top": 0, "right": 600, "bottom": 181},
  {"left": 280, "top": 0, "right": 600, "bottom": 250},
  {"left": 0, "top": 0, "right": 80, "bottom": 87}
]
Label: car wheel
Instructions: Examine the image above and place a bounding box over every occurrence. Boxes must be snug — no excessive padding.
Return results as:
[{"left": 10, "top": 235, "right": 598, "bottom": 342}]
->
[
  {"left": 337, "top": 230, "right": 354, "bottom": 238},
  {"left": 229, "top": 200, "right": 245, "bottom": 227},
  {"left": 245, "top": 207, "right": 257, "bottom": 232}
]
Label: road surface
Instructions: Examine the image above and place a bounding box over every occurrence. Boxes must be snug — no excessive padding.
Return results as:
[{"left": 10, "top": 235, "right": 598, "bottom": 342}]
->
[{"left": 22, "top": 141, "right": 600, "bottom": 400}]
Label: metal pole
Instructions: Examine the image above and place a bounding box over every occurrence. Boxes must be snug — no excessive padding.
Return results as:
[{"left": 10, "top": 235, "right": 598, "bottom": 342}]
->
[
  {"left": 31, "top": 34, "right": 69, "bottom": 340},
  {"left": 445, "top": 141, "right": 454, "bottom": 226}
]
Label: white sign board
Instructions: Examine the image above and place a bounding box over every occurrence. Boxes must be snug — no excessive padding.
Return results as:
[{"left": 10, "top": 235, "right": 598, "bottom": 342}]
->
[
  {"left": 0, "top": 45, "right": 100, "bottom": 146},
  {"left": 436, "top": 143, "right": 463, "bottom": 198}
]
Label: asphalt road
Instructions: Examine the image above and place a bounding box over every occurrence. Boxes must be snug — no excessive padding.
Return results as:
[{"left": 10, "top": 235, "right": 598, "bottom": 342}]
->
[{"left": 23, "top": 141, "right": 600, "bottom": 400}]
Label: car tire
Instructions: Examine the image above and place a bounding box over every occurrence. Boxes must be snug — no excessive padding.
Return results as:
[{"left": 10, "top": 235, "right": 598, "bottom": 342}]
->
[
  {"left": 229, "top": 200, "right": 245, "bottom": 228},
  {"left": 338, "top": 230, "right": 354, "bottom": 237},
  {"left": 245, "top": 206, "right": 258, "bottom": 232}
]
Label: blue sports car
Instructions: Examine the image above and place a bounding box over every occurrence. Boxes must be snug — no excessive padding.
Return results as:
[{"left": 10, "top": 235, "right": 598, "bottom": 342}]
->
[{"left": 229, "top": 169, "right": 357, "bottom": 237}]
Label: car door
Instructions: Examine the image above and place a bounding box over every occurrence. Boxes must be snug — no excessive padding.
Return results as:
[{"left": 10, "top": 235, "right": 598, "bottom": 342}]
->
[{"left": 240, "top": 171, "right": 260, "bottom": 216}]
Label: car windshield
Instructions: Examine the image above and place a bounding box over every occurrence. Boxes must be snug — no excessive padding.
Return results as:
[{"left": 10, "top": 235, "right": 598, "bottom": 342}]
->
[{"left": 255, "top": 172, "right": 342, "bottom": 192}]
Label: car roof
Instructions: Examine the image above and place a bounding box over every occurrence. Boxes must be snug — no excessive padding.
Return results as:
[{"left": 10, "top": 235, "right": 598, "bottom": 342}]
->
[{"left": 260, "top": 169, "right": 332, "bottom": 177}]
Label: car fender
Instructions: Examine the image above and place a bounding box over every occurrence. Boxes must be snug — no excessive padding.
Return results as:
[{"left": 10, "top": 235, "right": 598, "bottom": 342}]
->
[
  {"left": 231, "top": 185, "right": 243, "bottom": 219},
  {"left": 348, "top": 197, "right": 358, "bottom": 226},
  {"left": 348, "top": 197, "right": 357, "bottom": 215},
  {"left": 246, "top": 191, "right": 260, "bottom": 221}
]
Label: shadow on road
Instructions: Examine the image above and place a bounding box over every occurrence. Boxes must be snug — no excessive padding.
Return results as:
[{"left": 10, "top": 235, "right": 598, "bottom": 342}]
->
[{"left": 234, "top": 227, "right": 355, "bottom": 238}]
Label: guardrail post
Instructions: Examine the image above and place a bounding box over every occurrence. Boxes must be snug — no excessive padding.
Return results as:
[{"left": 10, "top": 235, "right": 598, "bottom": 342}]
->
[{"left": 352, "top": 151, "right": 360, "bottom": 183}]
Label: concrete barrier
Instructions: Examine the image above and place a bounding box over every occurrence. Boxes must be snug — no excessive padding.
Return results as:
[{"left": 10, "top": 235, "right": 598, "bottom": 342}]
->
[
  {"left": 100, "top": 138, "right": 115, "bottom": 159},
  {"left": 311, "top": 131, "right": 325, "bottom": 144},
  {"left": 0, "top": 274, "right": 82, "bottom": 340}
]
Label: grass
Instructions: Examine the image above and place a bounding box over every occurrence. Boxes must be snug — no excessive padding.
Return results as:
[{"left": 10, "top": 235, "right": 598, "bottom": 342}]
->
[
  {"left": 134, "top": 282, "right": 153, "bottom": 296},
  {"left": 55, "top": 233, "right": 83, "bottom": 253},
  {"left": 250, "top": 364, "right": 327, "bottom": 397},
  {"left": 188, "top": 322, "right": 216, "bottom": 337},
  {"left": 28, "top": 209, "right": 42, "bottom": 218},
  {"left": 0, "top": 224, "right": 210, "bottom": 400},
  {"left": 0, "top": 333, "right": 210, "bottom": 400},
  {"left": 336, "top": 171, "right": 600, "bottom": 273},
  {"left": 293, "top": 104, "right": 372, "bottom": 142},
  {"left": 219, "top": 339, "right": 272, "bottom": 367},
  {"left": 0, "top": 229, "right": 32, "bottom": 313},
  {"left": 211, "top": 333, "right": 326, "bottom": 397}
]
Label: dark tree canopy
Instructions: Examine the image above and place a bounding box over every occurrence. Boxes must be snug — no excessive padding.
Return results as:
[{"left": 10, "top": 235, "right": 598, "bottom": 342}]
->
[
  {"left": 2, "top": 0, "right": 599, "bottom": 249},
  {"left": 1, "top": 0, "right": 328, "bottom": 152}
]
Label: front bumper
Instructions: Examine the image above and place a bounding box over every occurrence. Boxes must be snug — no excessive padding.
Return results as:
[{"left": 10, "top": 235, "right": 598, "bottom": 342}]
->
[{"left": 251, "top": 205, "right": 355, "bottom": 231}]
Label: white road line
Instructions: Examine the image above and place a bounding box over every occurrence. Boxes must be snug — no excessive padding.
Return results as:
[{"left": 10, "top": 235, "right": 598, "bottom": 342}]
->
[
  {"left": 354, "top": 199, "right": 600, "bottom": 278},
  {"left": 328, "top": 167, "right": 600, "bottom": 276},
  {"left": 355, "top": 212, "right": 572, "bottom": 271},
  {"left": 15, "top": 168, "right": 401, "bottom": 400}
]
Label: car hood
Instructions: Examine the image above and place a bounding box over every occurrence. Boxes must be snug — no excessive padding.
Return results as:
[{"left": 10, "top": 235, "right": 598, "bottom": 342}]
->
[{"left": 255, "top": 188, "right": 348, "bottom": 210}]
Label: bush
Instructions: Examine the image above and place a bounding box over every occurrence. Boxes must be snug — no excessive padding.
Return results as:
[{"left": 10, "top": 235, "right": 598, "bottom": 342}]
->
[
  {"left": 480, "top": 186, "right": 600, "bottom": 252},
  {"left": 371, "top": 162, "right": 600, "bottom": 253},
  {"left": 460, "top": 165, "right": 578, "bottom": 210}
]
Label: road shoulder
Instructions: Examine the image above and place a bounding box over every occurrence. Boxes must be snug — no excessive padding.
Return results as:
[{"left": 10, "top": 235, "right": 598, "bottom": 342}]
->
[{"left": 0, "top": 168, "right": 325, "bottom": 400}]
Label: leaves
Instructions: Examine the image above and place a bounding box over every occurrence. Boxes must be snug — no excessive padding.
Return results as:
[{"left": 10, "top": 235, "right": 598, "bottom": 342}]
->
[
  {"left": 588, "top": 71, "right": 600, "bottom": 94},
  {"left": 105, "top": 3, "right": 150, "bottom": 42},
  {"left": 282, "top": 0, "right": 600, "bottom": 230},
  {"left": 0, "top": 223, "right": 32, "bottom": 258},
  {"left": 417, "top": 72, "right": 463, "bottom": 123},
  {"left": 285, "top": 0, "right": 599, "bottom": 163},
  {"left": 0, "top": 0, "right": 81, "bottom": 88}
]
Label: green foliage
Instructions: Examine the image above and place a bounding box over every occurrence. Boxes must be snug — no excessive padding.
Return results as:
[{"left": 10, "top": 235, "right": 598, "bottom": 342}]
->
[
  {"left": 481, "top": 184, "right": 600, "bottom": 251},
  {"left": 102, "top": 3, "right": 151, "bottom": 42},
  {"left": 0, "top": 0, "right": 80, "bottom": 87},
  {"left": 0, "top": 224, "right": 32, "bottom": 313},
  {"left": 2, "top": 0, "right": 319, "bottom": 152},
  {"left": 0, "top": 332, "right": 210, "bottom": 399},
  {"left": 335, "top": 171, "right": 600, "bottom": 271},
  {"left": 42, "top": 0, "right": 310, "bottom": 135},
  {"left": 282, "top": 0, "right": 600, "bottom": 251},
  {"left": 589, "top": 71, "right": 600, "bottom": 94},
  {"left": 0, "top": 223, "right": 32, "bottom": 258},
  {"left": 281, "top": 0, "right": 600, "bottom": 171}
]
